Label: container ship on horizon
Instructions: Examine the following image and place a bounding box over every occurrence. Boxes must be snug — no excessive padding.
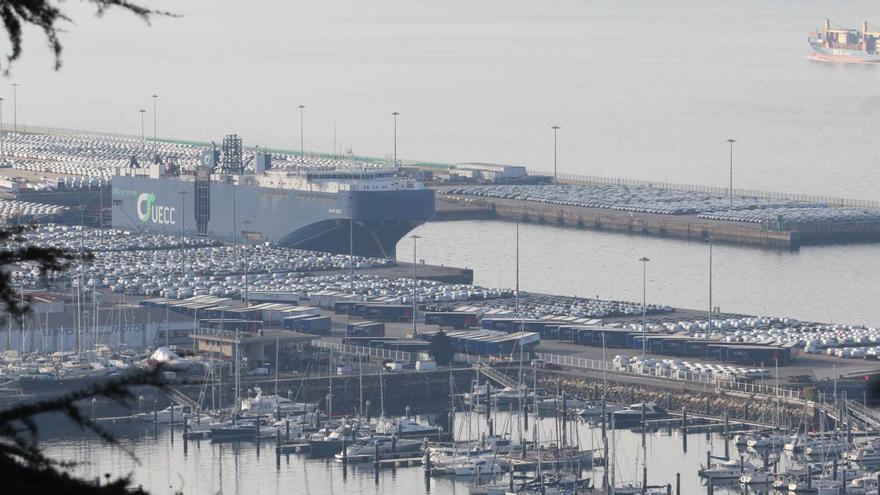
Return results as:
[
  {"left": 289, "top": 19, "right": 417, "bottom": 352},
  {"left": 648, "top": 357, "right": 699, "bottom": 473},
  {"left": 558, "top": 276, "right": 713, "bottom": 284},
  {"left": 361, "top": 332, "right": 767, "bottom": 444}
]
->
[{"left": 808, "top": 19, "right": 880, "bottom": 63}]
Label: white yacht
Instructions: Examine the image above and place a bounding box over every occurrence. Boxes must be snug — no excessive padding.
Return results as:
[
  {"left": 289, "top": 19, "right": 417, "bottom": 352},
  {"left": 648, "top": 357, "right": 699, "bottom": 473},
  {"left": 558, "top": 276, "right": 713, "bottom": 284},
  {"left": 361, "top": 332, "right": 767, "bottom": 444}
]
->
[
  {"left": 747, "top": 432, "right": 789, "bottom": 449},
  {"left": 336, "top": 435, "right": 423, "bottom": 458},
  {"left": 240, "top": 387, "right": 317, "bottom": 416},
  {"left": 699, "top": 459, "right": 752, "bottom": 479},
  {"left": 378, "top": 417, "right": 442, "bottom": 437}
]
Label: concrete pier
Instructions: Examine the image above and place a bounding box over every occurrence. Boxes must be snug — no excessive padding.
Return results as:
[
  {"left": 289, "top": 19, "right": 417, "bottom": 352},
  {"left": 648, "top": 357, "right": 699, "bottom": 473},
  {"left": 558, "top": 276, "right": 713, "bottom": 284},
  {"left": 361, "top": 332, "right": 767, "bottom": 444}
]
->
[{"left": 436, "top": 194, "right": 880, "bottom": 249}]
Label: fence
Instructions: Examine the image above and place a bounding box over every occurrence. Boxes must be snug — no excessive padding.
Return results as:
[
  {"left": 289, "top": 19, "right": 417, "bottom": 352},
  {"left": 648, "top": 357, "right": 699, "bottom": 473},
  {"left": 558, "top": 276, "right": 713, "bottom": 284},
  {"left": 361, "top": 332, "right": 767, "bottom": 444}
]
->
[
  {"left": 535, "top": 352, "right": 801, "bottom": 401},
  {"left": 313, "top": 340, "right": 413, "bottom": 362},
  {"left": 530, "top": 170, "right": 880, "bottom": 209}
]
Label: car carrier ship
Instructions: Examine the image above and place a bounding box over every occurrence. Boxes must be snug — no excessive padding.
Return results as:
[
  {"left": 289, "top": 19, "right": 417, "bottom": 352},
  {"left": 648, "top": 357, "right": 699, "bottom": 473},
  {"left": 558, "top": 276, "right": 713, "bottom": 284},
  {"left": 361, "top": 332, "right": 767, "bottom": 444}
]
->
[
  {"left": 110, "top": 144, "right": 434, "bottom": 258},
  {"left": 808, "top": 20, "right": 880, "bottom": 63}
]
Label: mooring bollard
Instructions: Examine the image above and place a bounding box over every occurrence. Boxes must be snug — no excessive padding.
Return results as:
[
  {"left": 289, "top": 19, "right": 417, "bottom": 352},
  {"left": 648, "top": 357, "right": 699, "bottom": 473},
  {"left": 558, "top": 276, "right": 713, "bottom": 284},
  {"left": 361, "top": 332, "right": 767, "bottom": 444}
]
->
[
  {"left": 275, "top": 428, "right": 281, "bottom": 468},
  {"left": 183, "top": 414, "right": 189, "bottom": 455}
]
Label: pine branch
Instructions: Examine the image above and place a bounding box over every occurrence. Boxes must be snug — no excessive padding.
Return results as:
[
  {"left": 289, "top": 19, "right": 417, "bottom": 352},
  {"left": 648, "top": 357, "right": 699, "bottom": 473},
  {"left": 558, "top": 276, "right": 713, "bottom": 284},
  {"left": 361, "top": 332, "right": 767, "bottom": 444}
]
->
[{"left": 0, "top": 0, "right": 179, "bottom": 72}]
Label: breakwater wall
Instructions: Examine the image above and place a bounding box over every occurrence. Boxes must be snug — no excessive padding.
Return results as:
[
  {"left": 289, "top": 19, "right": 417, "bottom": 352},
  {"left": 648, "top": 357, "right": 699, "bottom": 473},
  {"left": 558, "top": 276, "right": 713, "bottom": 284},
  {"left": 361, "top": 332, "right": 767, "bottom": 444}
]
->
[{"left": 438, "top": 194, "right": 880, "bottom": 249}]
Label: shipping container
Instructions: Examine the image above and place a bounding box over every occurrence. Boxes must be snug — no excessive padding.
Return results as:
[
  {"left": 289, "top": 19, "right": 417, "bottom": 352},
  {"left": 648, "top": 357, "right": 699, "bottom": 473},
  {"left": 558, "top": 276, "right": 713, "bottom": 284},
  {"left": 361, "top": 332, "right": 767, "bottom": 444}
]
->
[
  {"left": 424, "top": 311, "right": 479, "bottom": 329},
  {"left": 345, "top": 321, "right": 385, "bottom": 337}
]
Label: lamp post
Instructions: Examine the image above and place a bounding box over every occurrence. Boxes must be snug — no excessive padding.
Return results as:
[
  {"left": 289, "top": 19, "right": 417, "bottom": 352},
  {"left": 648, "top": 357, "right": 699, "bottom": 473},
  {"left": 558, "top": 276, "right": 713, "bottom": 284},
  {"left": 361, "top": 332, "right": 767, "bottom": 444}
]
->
[
  {"left": 392, "top": 112, "right": 399, "bottom": 168},
  {"left": 139, "top": 109, "right": 146, "bottom": 155},
  {"left": 410, "top": 234, "right": 421, "bottom": 337},
  {"left": 152, "top": 94, "right": 158, "bottom": 159},
  {"left": 708, "top": 238, "right": 713, "bottom": 339},
  {"left": 514, "top": 222, "right": 519, "bottom": 319},
  {"left": 12, "top": 82, "right": 18, "bottom": 133},
  {"left": 298, "top": 105, "right": 305, "bottom": 164},
  {"left": 0, "top": 97, "right": 4, "bottom": 161},
  {"left": 178, "top": 191, "right": 187, "bottom": 277},
  {"left": 551, "top": 125, "right": 560, "bottom": 184},
  {"left": 639, "top": 257, "right": 650, "bottom": 359},
  {"left": 349, "top": 199, "right": 354, "bottom": 295},
  {"left": 727, "top": 138, "right": 736, "bottom": 208},
  {"left": 241, "top": 219, "right": 252, "bottom": 307}
]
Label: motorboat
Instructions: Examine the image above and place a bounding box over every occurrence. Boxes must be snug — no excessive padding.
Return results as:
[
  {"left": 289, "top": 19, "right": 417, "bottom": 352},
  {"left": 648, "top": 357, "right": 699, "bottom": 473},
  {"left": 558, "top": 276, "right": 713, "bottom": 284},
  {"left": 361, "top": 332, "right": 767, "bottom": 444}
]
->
[
  {"left": 845, "top": 441, "right": 880, "bottom": 465},
  {"left": 335, "top": 435, "right": 423, "bottom": 458},
  {"left": 576, "top": 401, "right": 625, "bottom": 418},
  {"left": 805, "top": 437, "right": 850, "bottom": 457},
  {"left": 733, "top": 434, "right": 754, "bottom": 446},
  {"left": 740, "top": 470, "right": 775, "bottom": 485},
  {"left": 747, "top": 432, "right": 789, "bottom": 449},
  {"left": 608, "top": 402, "right": 668, "bottom": 428},
  {"left": 209, "top": 420, "right": 277, "bottom": 441},
  {"left": 378, "top": 416, "right": 442, "bottom": 438},
  {"left": 845, "top": 475, "right": 880, "bottom": 495},
  {"left": 445, "top": 455, "right": 507, "bottom": 476},
  {"left": 699, "top": 459, "right": 751, "bottom": 479},
  {"left": 240, "top": 387, "right": 317, "bottom": 416},
  {"left": 135, "top": 404, "right": 195, "bottom": 424}
]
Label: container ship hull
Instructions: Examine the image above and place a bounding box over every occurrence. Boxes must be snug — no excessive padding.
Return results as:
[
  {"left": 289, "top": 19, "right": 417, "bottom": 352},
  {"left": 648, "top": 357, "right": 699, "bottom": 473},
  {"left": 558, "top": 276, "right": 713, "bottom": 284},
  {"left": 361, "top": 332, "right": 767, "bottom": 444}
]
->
[
  {"left": 809, "top": 44, "right": 880, "bottom": 63},
  {"left": 111, "top": 176, "right": 435, "bottom": 258}
]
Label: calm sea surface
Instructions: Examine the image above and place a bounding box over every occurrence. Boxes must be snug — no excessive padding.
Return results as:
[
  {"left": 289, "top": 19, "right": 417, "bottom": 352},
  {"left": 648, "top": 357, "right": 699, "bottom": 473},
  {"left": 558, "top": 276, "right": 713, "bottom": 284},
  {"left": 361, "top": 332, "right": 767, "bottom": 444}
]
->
[
  {"left": 9, "top": 0, "right": 880, "bottom": 323},
  {"left": 20, "top": 1, "right": 880, "bottom": 491},
  {"left": 44, "top": 412, "right": 775, "bottom": 495}
]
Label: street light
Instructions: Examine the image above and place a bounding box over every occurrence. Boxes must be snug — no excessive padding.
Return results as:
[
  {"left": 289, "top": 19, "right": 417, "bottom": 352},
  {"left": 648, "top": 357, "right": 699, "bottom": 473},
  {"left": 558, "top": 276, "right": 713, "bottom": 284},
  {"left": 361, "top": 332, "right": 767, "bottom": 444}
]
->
[
  {"left": 178, "top": 191, "right": 188, "bottom": 277},
  {"left": 727, "top": 138, "right": 736, "bottom": 208},
  {"left": 12, "top": 82, "right": 18, "bottom": 133},
  {"left": 392, "top": 112, "right": 400, "bottom": 168},
  {"left": 708, "top": 238, "right": 713, "bottom": 339},
  {"left": 410, "top": 234, "right": 421, "bottom": 337},
  {"left": 0, "top": 97, "right": 4, "bottom": 161},
  {"left": 551, "top": 125, "right": 560, "bottom": 184},
  {"left": 152, "top": 94, "right": 158, "bottom": 160},
  {"left": 298, "top": 105, "right": 305, "bottom": 164},
  {"left": 139, "top": 109, "right": 146, "bottom": 155},
  {"left": 241, "top": 219, "right": 252, "bottom": 306},
  {"left": 639, "top": 257, "right": 650, "bottom": 359}
]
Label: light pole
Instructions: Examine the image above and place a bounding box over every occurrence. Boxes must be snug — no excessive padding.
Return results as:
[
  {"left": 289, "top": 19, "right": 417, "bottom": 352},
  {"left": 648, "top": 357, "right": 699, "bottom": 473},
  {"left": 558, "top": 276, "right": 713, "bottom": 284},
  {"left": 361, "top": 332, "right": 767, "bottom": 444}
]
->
[
  {"left": 0, "top": 97, "right": 4, "bottom": 161},
  {"left": 178, "top": 191, "right": 187, "bottom": 277},
  {"left": 349, "top": 198, "right": 354, "bottom": 295},
  {"left": 410, "top": 234, "right": 421, "bottom": 337},
  {"left": 551, "top": 125, "right": 560, "bottom": 184},
  {"left": 727, "top": 138, "right": 736, "bottom": 208},
  {"left": 241, "top": 219, "right": 252, "bottom": 306},
  {"left": 298, "top": 105, "right": 305, "bottom": 164},
  {"left": 708, "top": 238, "right": 713, "bottom": 339},
  {"left": 514, "top": 221, "right": 519, "bottom": 319},
  {"left": 639, "top": 257, "right": 650, "bottom": 359},
  {"left": 12, "top": 82, "right": 18, "bottom": 133},
  {"left": 152, "top": 94, "right": 158, "bottom": 159},
  {"left": 139, "top": 109, "right": 146, "bottom": 155},
  {"left": 391, "top": 111, "right": 400, "bottom": 168}
]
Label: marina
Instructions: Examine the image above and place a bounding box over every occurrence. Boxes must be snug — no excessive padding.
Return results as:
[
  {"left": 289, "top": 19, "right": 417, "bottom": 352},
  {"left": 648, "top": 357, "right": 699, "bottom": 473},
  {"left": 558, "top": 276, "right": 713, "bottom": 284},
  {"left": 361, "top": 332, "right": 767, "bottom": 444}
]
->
[{"left": 0, "top": 2, "right": 878, "bottom": 493}]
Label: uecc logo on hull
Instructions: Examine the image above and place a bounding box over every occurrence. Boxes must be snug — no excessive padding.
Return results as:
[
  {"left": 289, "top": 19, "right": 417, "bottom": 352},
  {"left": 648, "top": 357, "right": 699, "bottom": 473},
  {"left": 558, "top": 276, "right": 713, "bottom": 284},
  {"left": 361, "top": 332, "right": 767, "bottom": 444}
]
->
[{"left": 137, "top": 192, "right": 176, "bottom": 225}]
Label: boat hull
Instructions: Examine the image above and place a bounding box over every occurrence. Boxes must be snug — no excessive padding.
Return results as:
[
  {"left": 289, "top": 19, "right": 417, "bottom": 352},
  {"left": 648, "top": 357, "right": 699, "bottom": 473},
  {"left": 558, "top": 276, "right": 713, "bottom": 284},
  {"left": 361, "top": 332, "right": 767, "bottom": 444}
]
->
[
  {"left": 810, "top": 44, "right": 880, "bottom": 63},
  {"left": 112, "top": 176, "right": 435, "bottom": 258}
]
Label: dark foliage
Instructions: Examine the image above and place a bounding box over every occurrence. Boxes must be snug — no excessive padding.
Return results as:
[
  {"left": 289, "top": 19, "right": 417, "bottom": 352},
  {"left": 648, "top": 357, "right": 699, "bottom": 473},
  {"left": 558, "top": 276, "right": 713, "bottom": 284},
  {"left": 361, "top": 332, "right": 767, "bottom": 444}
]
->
[
  {"left": 0, "top": 0, "right": 176, "bottom": 72},
  {"left": 0, "top": 225, "right": 163, "bottom": 493},
  {"left": 0, "top": 223, "right": 79, "bottom": 326},
  {"left": 428, "top": 330, "right": 454, "bottom": 366},
  {"left": 0, "top": 368, "right": 168, "bottom": 494}
]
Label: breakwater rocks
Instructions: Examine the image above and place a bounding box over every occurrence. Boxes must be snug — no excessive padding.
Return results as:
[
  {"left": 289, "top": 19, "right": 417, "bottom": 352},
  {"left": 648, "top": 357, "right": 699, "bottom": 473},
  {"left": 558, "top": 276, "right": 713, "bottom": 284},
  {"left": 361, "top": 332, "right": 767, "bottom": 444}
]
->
[{"left": 538, "top": 375, "right": 807, "bottom": 426}]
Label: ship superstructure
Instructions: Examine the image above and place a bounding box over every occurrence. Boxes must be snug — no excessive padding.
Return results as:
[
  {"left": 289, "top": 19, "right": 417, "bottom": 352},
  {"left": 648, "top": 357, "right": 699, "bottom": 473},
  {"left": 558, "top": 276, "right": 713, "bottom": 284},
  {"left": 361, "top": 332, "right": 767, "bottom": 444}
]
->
[{"left": 808, "top": 19, "right": 880, "bottom": 63}]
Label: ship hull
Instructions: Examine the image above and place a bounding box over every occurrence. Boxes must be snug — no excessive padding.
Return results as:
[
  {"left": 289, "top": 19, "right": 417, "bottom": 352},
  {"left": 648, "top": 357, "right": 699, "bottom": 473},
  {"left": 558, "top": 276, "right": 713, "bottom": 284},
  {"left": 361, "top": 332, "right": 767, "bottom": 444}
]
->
[
  {"left": 810, "top": 44, "right": 880, "bottom": 63},
  {"left": 111, "top": 176, "right": 435, "bottom": 258}
]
